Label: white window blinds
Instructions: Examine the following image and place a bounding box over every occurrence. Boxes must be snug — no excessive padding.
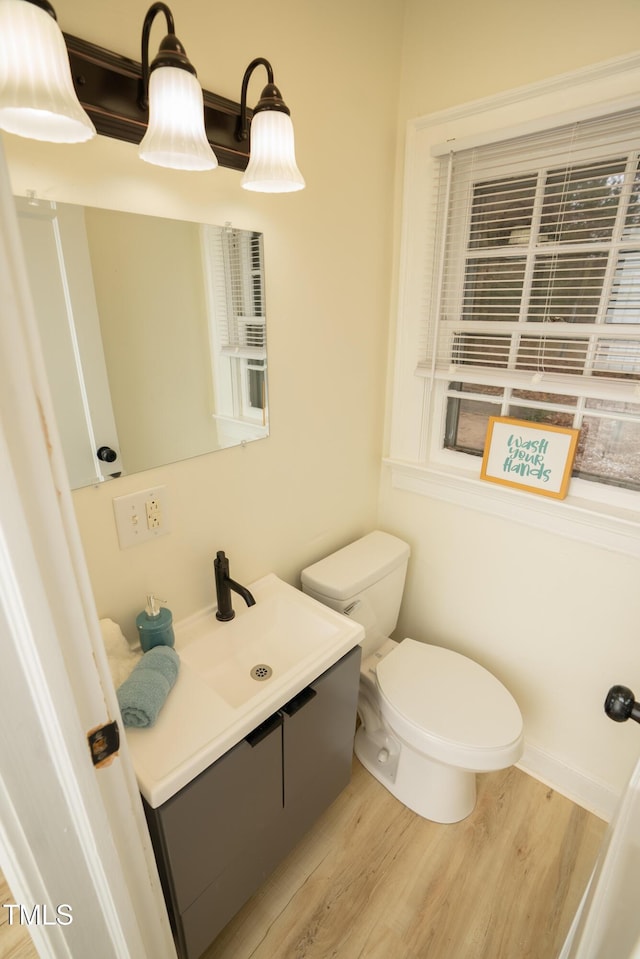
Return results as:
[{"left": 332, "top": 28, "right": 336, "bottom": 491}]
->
[
  {"left": 206, "top": 225, "right": 266, "bottom": 360},
  {"left": 419, "top": 106, "right": 640, "bottom": 401}
]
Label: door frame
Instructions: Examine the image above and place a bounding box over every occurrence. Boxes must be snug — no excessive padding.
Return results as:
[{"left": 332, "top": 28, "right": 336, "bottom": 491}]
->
[
  {"left": 560, "top": 750, "right": 640, "bottom": 958},
  {"left": 0, "top": 139, "right": 176, "bottom": 959}
]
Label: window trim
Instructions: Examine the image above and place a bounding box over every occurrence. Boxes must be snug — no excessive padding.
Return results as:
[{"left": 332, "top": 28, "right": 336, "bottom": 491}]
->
[{"left": 388, "top": 53, "right": 640, "bottom": 558}]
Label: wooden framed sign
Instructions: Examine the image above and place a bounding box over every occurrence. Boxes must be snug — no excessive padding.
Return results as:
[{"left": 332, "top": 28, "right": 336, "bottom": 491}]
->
[{"left": 480, "top": 417, "right": 580, "bottom": 500}]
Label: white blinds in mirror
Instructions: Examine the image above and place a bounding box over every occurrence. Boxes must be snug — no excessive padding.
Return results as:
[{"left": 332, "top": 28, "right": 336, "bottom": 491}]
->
[{"left": 205, "top": 225, "right": 266, "bottom": 361}]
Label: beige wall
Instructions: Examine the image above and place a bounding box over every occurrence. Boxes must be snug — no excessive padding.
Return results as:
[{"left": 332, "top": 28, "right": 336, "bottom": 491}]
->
[
  {"left": 380, "top": 0, "right": 640, "bottom": 807},
  {"left": 398, "top": 0, "right": 640, "bottom": 119},
  {"left": 5, "top": 0, "right": 404, "bottom": 636}
]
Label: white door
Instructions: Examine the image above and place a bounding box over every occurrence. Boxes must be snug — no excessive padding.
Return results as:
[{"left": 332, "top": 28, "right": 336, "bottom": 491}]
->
[
  {"left": 560, "top": 715, "right": 640, "bottom": 958},
  {"left": 15, "top": 196, "right": 122, "bottom": 487}
]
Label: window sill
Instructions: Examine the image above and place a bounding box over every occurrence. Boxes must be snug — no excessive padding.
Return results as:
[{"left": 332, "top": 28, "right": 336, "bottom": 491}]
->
[{"left": 385, "top": 458, "right": 640, "bottom": 559}]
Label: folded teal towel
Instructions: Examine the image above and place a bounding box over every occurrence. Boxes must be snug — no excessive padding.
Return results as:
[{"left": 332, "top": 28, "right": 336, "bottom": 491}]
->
[{"left": 117, "top": 646, "right": 180, "bottom": 728}]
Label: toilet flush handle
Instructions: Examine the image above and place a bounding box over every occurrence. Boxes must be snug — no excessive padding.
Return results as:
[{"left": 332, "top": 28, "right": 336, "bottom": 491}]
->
[
  {"left": 605, "top": 685, "right": 640, "bottom": 725},
  {"left": 343, "top": 600, "right": 361, "bottom": 617}
]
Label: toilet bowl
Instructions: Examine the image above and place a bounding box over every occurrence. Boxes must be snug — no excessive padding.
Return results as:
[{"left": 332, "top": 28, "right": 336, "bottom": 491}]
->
[
  {"left": 357, "top": 637, "right": 523, "bottom": 822},
  {"left": 301, "top": 531, "right": 524, "bottom": 823}
]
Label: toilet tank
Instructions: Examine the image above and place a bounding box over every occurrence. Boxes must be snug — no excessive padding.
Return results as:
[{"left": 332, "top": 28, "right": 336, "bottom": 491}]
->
[{"left": 301, "top": 531, "right": 410, "bottom": 658}]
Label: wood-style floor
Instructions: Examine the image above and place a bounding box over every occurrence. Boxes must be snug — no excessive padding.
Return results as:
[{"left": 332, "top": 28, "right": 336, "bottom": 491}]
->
[
  {"left": 204, "top": 761, "right": 605, "bottom": 959},
  {"left": 1, "top": 761, "right": 605, "bottom": 959},
  {"left": 0, "top": 871, "right": 37, "bottom": 959}
]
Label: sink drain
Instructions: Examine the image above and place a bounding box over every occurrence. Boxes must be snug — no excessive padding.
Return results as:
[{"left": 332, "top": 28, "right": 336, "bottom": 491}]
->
[{"left": 250, "top": 664, "right": 273, "bottom": 681}]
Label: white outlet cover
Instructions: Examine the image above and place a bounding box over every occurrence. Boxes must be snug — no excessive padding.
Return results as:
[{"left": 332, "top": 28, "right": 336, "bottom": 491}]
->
[{"left": 113, "top": 486, "right": 170, "bottom": 549}]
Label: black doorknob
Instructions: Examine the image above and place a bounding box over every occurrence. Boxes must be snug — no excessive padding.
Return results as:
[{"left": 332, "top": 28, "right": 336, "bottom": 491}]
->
[
  {"left": 97, "top": 446, "right": 117, "bottom": 463},
  {"left": 604, "top": 685, "right": 640, "bottom": 724}
]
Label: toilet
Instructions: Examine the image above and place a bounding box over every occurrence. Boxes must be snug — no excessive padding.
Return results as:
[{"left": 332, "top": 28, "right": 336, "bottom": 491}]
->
[{"left": 301, "top": 530, "right": 524, "bottom": 823}]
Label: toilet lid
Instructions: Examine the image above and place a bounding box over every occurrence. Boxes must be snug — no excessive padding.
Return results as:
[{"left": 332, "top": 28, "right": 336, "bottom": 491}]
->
[{"left": 376, "top": 639, "right": 522, "bottom": 750}]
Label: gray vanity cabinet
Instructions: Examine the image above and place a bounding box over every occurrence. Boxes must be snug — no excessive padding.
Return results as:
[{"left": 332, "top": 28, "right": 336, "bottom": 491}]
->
[{"left": 143, "top": 645, "right": 361, "bottom": 959}]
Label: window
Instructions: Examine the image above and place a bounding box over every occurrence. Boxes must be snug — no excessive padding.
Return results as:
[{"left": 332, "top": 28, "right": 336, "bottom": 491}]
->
[
  {"left": 425, "top": 108, "right": 640, "bottom": 491},
  {"left": 388, "top": 58, "right": 640, "bottom": 555}
]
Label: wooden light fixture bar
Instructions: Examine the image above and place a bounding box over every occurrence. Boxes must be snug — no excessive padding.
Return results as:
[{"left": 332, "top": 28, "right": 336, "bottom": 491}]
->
[{"left": 64, "top": 32, "right": 251, "bottom": 171}]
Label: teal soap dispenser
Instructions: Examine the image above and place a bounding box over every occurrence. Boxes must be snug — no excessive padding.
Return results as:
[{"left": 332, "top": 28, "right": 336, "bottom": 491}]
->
[{"left": 136, "top": 595, "right": 175, "bottom": 651}]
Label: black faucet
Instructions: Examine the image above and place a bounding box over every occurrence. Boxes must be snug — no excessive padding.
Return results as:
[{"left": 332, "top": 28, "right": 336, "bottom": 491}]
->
[{"left": 214, "top": 550, "right": 256, "bottom": 621}]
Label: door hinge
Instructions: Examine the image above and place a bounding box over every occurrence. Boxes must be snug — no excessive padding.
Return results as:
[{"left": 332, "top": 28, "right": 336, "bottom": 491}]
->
[{"left": 87, "top": 720, "right": 120, "bottom": 768}]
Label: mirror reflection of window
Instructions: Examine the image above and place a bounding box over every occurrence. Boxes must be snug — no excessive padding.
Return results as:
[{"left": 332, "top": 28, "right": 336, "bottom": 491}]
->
[{"left": 201, "top": 226, "right": 268, "bottom": 442}]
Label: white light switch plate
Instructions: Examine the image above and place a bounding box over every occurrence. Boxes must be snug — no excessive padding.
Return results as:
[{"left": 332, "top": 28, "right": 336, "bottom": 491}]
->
[{"left": 113, "top": 486, "right": 170, "bottom": 549}]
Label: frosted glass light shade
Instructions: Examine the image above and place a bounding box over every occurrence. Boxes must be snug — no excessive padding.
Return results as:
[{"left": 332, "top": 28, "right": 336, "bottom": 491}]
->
[
  {"left": 138, "top": 66, "right": 217, "bottom": 171},
  {"left": 242, "top": 110, "right": 305, "bottom": 193},
  {"left": 0, "top": 0, "right": 95, "bottom": 142}
]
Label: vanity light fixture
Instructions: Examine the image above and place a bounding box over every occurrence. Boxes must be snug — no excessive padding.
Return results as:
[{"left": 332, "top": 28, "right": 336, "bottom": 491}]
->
[
  {"left": 0, "top": 0, "right": 304, "bottom": 192},
  {"left": 237, "top": 58, "right": 304, "bottom": 193},
  {"left": 0, "top": 0, "right": 95, "bottom": 143},
  {"left": 137, "top": 2, "right": 217, "bottom": 171}
]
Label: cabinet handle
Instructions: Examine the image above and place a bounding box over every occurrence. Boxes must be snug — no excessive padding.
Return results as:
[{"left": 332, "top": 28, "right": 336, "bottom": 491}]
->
[
  {"left": 245, "top": 712, "right": 283, "bottom": 747},
  {"left": 282, "top": 686, "right": 317, "bottom": 717}
]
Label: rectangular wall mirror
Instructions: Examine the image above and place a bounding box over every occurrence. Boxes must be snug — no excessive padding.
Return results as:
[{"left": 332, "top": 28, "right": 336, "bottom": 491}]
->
[{"left": 15, "top": 196, "right": 268, "bottom": 489}]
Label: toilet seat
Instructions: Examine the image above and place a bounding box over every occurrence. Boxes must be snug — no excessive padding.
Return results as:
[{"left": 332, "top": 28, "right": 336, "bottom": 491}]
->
[{"left": 376, "top": 639, "right": 523, "bottom": 771}]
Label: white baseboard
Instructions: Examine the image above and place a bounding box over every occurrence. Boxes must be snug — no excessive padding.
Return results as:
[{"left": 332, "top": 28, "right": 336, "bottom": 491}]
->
[{"left": 517, "top": 743, "right": 619, "bottom": 822}]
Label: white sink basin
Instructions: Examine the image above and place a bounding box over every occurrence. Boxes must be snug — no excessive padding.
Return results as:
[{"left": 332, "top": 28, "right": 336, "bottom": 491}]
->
[
  {"left": 180, "top": 581, "right": 347, "bottom": 708},
  {"left": 124, "top": 573, "right": 364, "bottom": 807}
]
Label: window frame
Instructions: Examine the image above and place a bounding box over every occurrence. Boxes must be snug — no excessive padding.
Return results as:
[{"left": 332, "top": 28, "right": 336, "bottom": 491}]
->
[{"left": 387, "top": 54, "right": 640, "bottom": 558}]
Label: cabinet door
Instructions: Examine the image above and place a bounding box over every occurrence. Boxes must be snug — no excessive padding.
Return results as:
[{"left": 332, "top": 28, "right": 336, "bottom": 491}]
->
[
  {"left": 179, "top": 820, "right": 285, "bottom": 959},
  {"left": 153, "top": 712, "right": 283, "bottom": 917},
  {"left": 282, "top": 645, "right": 361, "bottom": 843}
]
